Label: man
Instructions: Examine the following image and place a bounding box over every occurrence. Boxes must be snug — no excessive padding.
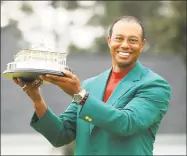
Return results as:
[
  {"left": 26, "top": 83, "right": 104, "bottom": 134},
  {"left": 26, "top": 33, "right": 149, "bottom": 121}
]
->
[{"left": 13, "top": 16, "right": 171, "bottom": 155}]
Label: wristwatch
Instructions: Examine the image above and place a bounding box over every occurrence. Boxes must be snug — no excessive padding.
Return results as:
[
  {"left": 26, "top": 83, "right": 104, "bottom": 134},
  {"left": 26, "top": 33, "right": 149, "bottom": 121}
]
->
[{"left": 73, "top": 89, "right": 88, "bottom": 104}]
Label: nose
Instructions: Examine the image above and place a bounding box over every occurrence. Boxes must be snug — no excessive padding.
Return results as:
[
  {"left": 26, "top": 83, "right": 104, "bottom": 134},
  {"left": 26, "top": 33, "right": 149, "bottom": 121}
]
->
[{"left": 121, "top": 40, "right": 130, "bottom": 49}]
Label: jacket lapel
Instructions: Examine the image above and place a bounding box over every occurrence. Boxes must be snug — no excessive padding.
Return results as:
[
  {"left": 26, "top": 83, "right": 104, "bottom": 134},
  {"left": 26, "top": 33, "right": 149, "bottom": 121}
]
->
[
  {"left": 106, "top": 61, "right": 144, "bottom": 106},
  {"left": 90, "top": 68, "right": 112, "bottom": 101},
  {"left": 89, "top": 61, "right": 144, "bottom": 134},
  {"left": 89, "top": 68, "right": 111, "bottom": 133}
]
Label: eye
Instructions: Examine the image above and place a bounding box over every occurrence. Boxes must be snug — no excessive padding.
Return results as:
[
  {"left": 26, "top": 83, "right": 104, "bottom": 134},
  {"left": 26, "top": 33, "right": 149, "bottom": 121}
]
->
[
  {"left": 115, "top": 36, "right": 123, "bottom": 41},
  {"left": 129, "top": 39, "right": 138, "bottom": 44}
]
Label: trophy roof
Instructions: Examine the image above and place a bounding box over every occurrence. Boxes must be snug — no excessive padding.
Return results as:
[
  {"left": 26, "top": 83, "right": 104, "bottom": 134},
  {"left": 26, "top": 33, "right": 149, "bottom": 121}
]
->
[
  {"left": 19, "top": 49, "right": 67, "bottom": 54},
  {"left": 19, "top": 43, "right": 67, "bottom": 54}
]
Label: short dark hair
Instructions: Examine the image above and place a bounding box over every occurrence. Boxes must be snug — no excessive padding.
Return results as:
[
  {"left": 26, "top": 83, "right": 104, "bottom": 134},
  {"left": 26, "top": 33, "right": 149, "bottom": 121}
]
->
[{"left": 108, "top": 16, "right": 145, "bottom": 40}]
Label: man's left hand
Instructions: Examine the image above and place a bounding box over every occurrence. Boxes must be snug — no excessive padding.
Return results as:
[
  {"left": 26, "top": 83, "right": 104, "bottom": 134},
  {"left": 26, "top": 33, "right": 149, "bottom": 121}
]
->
[{"left": 39, "top": 70, "right": 82, "bottom": 97}]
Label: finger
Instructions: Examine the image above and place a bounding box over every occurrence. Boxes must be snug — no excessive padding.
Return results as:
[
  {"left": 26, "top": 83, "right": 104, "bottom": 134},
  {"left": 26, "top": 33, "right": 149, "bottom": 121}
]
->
[
  {"left": 41, "top": 75, "right": 72, "bottom": 86},
  {"left": 22, "top": 85, "right": 28, "bottom": 92},
  {"left": 36, "top": 79, "right": 43, "bottom": 88},
  {"left": 54, "top": 80, "right": 67, "bottom": 87},
  {"left": 17, "top": 78, "right": 25, "bottom": 87},
  {"left": 42, "top": 74, "right": 68, "bottom": 83},
  {"left": 47, "top": 75, "right": 75, "bottom": 85},
  {"left": 32, "top": 79, "right": 43, "bottom": 87},
  {"left": 40, "top": 75, "right": 57, "bottom": 84},
  {"left": 34, "top": 81, "right": 43, "bottom": 88},
  {"left": 13, "top": 78, "right": 19, "bottom": 85},
  {"left": 61, "top": 70, "right": 76, "bottom": 79}
]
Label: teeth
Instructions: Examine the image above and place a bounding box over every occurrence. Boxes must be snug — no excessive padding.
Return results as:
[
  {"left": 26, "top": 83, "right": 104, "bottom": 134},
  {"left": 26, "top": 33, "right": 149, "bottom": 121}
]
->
[{"left": 119, "top": 52, "right": 130, "bottom": 56}]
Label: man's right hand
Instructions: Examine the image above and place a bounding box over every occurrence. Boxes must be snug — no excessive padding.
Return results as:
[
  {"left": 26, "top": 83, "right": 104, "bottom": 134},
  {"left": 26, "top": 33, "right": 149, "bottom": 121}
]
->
[{"left": 13, "top": 78, "right": 43, "bottom": 103}]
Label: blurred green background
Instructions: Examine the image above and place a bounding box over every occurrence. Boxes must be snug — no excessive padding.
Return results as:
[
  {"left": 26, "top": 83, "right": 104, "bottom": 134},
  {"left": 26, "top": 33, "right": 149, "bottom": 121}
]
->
[{"left": 1, "top": 1, "right": 186, "bottom": 59}]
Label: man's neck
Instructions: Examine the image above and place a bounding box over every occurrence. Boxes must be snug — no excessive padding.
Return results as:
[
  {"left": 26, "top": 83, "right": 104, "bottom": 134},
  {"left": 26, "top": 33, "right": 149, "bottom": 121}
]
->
[{"left": 112, "top": 63, "right": 135, "bottom": 73}]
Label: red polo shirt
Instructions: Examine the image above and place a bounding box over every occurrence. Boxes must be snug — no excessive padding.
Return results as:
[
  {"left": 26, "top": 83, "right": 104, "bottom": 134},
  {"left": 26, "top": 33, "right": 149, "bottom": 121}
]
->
[{"left": 103, "top": 68, "right": 131, "bottom": 103}]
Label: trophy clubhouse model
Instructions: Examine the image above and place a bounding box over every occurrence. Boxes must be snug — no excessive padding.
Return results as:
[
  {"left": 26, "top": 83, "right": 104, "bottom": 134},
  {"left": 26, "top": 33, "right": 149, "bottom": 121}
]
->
[{"left": 2, "top": 44, "right": 72, "bottom": 83}]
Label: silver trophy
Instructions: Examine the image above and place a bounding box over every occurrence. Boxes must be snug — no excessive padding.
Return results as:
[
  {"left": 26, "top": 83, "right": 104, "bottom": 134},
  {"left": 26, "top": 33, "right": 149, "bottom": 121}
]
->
[{"left": 2, "top": 43, "right": 72, "bottom": 83}]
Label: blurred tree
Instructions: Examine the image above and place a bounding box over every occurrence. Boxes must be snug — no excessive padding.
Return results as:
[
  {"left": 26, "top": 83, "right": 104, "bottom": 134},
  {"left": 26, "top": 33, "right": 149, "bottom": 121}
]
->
[
  {"left": 87, "top": 1, "right": 164, "bottom": 54},
  {"left": 50, "top": 1, "right": 79, "bottom": 10},
  {"left": 147, "top": 1, "right": 186, "bottom": 62},
  {"left": 1, "top": 1, "right": 186, "bottom": 62},
  {"left": 86, "top": 1, "right": 186, "bottom": 62},
  {"left": 20, "top": 2, "right": 33, "bottom": 15}
]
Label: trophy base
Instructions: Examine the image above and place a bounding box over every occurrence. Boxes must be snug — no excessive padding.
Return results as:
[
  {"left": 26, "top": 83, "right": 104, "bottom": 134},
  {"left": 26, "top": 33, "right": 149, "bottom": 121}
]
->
[{"left": 2, "top": 68, "right": 66, "bottom": 83}]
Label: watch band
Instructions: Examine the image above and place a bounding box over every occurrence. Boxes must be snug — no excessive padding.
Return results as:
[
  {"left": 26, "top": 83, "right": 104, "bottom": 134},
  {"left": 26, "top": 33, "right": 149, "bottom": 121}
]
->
[{"left": 79, "top": 92, "right": 89, "bottom": 106}]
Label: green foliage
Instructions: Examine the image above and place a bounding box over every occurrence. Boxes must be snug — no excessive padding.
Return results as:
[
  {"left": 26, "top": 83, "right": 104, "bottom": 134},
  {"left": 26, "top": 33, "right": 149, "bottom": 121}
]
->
[
  {"left": 20, "top": 2, "right": 33, "bottom": 15},
  {"left": 86, "top": 1, "right": 186, "bottom": 62},
  {"left": 3, "top": 1, "right": 185, "bottom": 61},
  {"left": 87, "top": 1, "right": 164, "bottom": 54},
  {"left": 51, "top": 1, "right": 79, "bottom": 10}
]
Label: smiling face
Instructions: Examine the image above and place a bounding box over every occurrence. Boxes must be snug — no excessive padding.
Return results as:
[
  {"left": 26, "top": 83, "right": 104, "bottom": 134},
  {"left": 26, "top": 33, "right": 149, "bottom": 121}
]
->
[{"left": 107, "top": 20, "right": 146, "bottom": 72}]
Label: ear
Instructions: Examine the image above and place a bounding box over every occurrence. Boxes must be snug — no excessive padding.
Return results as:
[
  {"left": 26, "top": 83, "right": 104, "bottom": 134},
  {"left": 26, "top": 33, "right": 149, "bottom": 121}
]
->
[
  {"left": 140, "top": 39, "right": 146, "bottom": 53},
  {"left": 107, "top": 36, "right": 111, "bottom": 47}
]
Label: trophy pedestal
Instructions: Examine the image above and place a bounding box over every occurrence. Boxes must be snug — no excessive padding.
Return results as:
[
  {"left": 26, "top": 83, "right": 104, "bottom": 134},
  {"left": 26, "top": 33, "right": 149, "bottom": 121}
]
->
[{"left": 2, "top": 68, "right": 66, "bottom": 83}]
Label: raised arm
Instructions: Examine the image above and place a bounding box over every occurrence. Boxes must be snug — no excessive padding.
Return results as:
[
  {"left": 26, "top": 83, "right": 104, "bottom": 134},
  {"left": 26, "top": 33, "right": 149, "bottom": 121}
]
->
[{"left": 13, "top": 77, "right": 77, "bottom": 147}]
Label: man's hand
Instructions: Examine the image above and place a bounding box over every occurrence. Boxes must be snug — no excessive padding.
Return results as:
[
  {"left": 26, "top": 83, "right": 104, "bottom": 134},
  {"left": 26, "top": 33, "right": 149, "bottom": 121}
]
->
[
  {"left": 39, "top": 70, "right": 82, "bottom": 97},
  {"left": 13, "top": 78, "right": 43, "bottom": 103}
]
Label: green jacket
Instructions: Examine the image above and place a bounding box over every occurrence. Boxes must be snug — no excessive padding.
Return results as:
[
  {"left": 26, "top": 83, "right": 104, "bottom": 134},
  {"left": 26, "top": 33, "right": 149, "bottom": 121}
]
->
[{"left": 30, "top": 61, "right": 171, "bottom": 155}]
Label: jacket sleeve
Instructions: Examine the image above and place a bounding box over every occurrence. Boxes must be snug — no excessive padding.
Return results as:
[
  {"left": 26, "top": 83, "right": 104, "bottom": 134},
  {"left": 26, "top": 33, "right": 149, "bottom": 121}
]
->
[
  {"left": 79, "top": 78, "right": 171, "bottom": 136},
  {"left": 30, "top": 103, "right": 77, "bottom": 147}
]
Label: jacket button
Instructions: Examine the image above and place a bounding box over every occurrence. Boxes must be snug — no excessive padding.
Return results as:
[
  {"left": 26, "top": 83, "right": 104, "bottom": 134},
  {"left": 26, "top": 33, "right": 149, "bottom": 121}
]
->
[
  {"left": 88, "top": 118, "right": 92, "bottom": 122},
  {"left": 85, "top": 116, "right": 89, "bottom": 120}
]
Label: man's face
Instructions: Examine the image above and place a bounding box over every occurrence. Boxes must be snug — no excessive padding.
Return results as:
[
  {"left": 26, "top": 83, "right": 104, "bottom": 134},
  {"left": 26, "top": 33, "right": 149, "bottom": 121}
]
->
[{"left": 107, "top": 21, "right": 146, "bottom": 69}]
